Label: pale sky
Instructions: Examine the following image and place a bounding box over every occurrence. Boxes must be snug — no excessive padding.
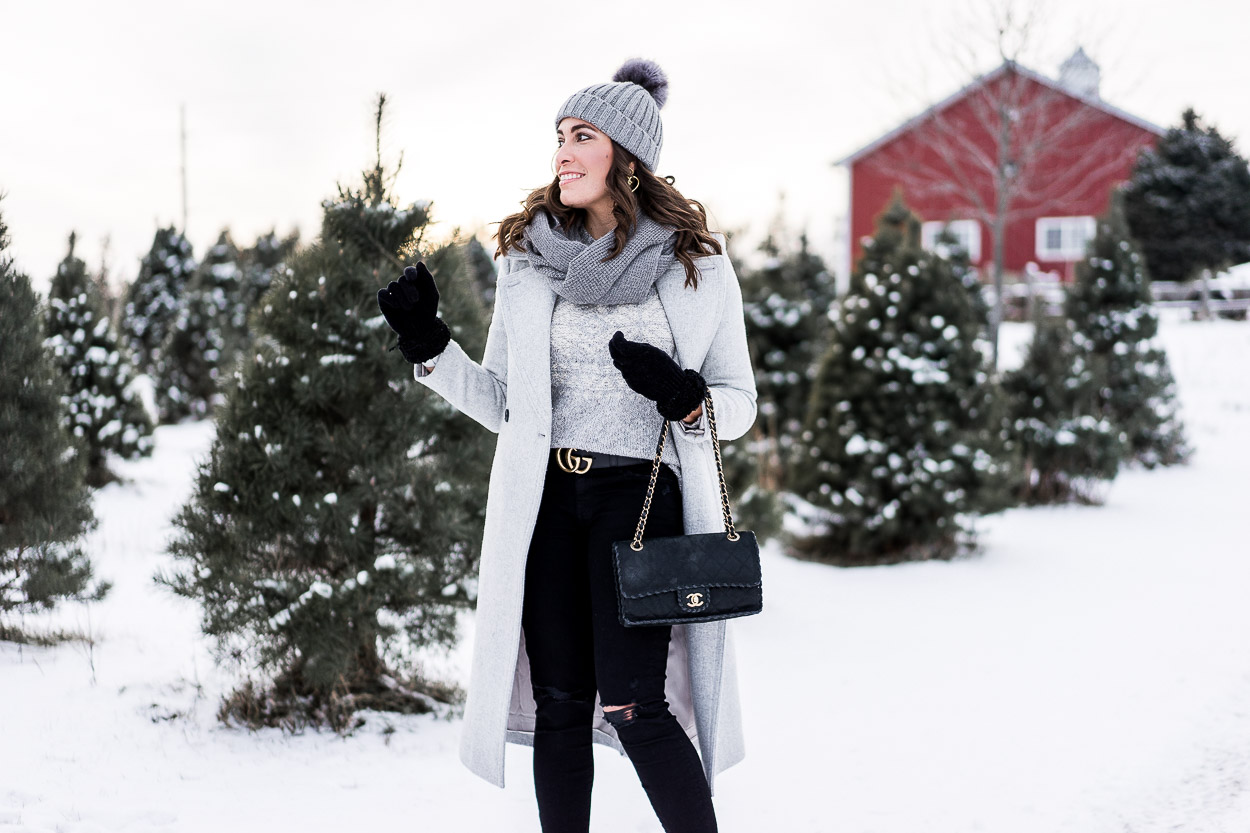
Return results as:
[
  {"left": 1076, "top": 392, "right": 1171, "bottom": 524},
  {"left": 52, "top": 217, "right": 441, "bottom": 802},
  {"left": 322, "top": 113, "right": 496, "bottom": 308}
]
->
[{"left": 3, "top": 0, "right": 1247, "bottom": 293}]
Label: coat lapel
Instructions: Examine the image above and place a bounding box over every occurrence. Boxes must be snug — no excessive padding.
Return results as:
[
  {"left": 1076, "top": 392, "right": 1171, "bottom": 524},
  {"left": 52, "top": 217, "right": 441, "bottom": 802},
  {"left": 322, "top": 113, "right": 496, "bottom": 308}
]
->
[
  {"left": 497, "top": 257, "right": 725, "bottom": 427},
  {"left": 655, "top": 257, "right": 724, "bottom": 371},
  {"left": 497, "top": 271, "right": 555, "bottom": 428}
]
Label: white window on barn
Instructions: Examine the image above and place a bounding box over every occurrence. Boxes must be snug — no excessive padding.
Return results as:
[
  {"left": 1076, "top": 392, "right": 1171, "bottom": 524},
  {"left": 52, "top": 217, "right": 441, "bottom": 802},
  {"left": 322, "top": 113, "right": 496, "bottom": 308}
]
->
[
  {"left": 1035, "top": 216, "right": 1096, "bottom": 261},
  {"left": 921, "top": 220, "right": 981, "bottom": 261}
]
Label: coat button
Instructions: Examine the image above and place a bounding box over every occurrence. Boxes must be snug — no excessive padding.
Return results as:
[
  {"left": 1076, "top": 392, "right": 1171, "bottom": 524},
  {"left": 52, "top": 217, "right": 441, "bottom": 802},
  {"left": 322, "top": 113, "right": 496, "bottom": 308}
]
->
[{"left": 504, "top": 408, "right": 509, "bottom": 422}]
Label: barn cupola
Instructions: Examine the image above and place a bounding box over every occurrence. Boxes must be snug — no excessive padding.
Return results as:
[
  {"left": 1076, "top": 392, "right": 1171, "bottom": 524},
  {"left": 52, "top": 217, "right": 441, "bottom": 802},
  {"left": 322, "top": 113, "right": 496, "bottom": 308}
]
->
[{"left": 1059, "top": 47, "right": 1101, "bottom": 99}]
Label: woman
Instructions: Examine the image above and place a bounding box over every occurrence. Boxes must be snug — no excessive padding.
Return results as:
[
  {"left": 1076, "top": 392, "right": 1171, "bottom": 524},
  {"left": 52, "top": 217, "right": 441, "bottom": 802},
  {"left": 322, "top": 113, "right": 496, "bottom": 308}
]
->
[{"left": 377, "top": 58, "right": 757, "bottom": 833}]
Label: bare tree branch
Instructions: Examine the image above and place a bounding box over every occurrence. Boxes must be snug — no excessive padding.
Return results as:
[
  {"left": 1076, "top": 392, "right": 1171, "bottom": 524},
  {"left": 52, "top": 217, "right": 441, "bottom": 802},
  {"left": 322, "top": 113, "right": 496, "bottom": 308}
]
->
[{"left": 858, "top": 0, "right": 1138, "bottom": 369}]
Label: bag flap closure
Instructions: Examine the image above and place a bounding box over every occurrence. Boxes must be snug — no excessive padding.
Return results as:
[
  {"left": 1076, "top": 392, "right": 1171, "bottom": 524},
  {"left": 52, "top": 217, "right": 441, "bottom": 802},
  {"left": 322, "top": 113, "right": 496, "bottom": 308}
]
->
[{"left": 613, "top": 530, "right": 761, "bottom": 599}]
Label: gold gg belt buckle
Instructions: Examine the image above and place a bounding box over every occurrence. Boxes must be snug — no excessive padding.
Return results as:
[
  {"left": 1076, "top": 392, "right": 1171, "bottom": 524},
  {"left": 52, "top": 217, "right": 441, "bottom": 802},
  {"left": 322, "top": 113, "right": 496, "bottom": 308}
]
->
[{"left": 555, "top": 448, "right": 593, "bottom": 474}]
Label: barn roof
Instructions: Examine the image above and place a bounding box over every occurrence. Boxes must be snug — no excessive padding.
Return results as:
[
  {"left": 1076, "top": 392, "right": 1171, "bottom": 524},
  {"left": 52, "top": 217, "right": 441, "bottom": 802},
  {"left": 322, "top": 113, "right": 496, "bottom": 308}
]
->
[{"left": 834, "top": 59, "right": 1167, "bottom": 167}]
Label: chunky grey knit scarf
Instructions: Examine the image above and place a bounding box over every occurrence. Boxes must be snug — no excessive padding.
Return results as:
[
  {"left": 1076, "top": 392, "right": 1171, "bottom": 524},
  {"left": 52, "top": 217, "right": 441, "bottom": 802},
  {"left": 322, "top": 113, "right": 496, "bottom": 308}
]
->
[{"left": 521, "top": 207, "right": 678, "bottom": 305}]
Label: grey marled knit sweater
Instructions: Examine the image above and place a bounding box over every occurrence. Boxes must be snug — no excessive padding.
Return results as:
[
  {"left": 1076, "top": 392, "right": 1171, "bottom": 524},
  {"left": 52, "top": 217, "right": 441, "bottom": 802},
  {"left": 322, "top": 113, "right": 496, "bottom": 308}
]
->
[{"left": 548, "top": 284, "right": 704, "bottom": 473}]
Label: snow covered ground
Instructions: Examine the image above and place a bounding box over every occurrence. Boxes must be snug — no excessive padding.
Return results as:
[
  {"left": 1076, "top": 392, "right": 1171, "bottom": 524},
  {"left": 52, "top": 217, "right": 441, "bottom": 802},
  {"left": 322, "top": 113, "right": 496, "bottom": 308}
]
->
[{"left": 3, "top": 315, "right": 1249, "bottom": 833}]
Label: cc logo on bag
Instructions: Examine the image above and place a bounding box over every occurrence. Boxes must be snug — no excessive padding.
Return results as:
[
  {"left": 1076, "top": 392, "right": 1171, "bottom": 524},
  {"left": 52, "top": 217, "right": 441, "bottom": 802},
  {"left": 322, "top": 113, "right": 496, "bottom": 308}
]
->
[
  {"left": 555, "top": 448, "right": 592, "bottom": 474},
  {"left": 685, "top": 593, "right": 705, "bottom": 608}
]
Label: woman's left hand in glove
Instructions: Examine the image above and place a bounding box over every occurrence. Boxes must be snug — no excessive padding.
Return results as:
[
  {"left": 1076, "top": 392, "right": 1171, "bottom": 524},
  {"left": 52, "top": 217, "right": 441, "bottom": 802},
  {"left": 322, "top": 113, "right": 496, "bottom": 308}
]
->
[{"left": 608, "top": 330, "right": 708, "bottom": 422}]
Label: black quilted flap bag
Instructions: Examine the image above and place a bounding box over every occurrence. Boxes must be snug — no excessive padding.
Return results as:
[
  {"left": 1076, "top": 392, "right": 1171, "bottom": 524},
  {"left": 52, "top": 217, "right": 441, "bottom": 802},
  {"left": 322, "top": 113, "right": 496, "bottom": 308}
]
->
[
  {"left": 611, "top": 392, "right": 764, "bottom": 627},
  {"left": 613, "top": 530, "right": 762, "bottom": 626}
]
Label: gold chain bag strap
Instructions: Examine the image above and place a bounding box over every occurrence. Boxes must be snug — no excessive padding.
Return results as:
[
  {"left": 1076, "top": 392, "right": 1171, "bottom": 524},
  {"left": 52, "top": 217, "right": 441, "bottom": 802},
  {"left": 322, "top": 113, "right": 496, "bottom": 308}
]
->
[{"left": 610, "top": 391, "right": 764, "bottom": 627}]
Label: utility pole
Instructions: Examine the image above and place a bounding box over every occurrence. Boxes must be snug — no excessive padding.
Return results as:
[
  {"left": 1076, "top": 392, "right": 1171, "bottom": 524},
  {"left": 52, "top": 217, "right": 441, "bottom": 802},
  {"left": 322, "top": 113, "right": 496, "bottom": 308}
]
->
[{"left": 180, "top": 103, "right": 188, "bottom": 233}]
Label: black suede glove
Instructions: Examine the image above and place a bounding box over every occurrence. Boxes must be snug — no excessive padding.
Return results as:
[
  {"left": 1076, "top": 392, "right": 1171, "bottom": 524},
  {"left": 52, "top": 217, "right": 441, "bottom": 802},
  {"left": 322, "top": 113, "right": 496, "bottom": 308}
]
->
[
  {"left": 608, "top": 330, "right": 708, "bottom": 421},
  {"left": 377, "top": 262, "right": 450, "bottom": 364}
]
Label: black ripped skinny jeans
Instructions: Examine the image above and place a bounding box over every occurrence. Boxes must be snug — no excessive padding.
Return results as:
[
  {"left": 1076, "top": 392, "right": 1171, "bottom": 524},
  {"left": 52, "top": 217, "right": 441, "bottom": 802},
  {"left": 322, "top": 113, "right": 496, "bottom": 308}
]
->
[{"left": 521, "top": 453, "right": 718, "bottom": 833}]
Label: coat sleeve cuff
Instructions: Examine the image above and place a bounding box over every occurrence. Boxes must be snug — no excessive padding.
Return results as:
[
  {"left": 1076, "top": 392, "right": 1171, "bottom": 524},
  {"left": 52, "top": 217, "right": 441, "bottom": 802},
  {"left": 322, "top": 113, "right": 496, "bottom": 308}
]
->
[
  {"left": 412, "top": 350, "right": 442, "bottom": 378},
  {"left": 675, "top": 407, "right": 707, "bottom": 435}
]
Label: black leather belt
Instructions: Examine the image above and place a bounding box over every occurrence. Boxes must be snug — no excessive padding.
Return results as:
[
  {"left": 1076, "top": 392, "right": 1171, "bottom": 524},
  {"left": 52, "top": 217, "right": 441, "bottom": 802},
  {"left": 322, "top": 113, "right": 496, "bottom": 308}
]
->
[{"left": 550, "top": 447, "right": 650, "bottom": 474}]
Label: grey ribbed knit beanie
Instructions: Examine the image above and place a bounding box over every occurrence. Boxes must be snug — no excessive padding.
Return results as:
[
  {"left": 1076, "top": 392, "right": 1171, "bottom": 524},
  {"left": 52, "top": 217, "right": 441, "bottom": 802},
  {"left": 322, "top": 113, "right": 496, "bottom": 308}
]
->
[{"left": 554, "top": 58, "right": 669, "bottom": 172}]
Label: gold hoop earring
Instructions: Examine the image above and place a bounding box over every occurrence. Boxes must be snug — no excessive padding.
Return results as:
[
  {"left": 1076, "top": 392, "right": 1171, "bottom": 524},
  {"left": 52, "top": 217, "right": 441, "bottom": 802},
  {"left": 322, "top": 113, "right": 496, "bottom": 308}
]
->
[{"left": 627, "top": 175, "right": 640, "bottom": 192}]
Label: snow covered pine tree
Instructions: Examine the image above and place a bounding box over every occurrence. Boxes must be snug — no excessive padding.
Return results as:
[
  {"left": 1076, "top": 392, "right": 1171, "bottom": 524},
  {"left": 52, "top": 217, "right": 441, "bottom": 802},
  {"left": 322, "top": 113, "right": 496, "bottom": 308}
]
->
[
  {"left": 729, "top": 226, "right": 836, "bottom": 543},
  {"left": 44, "top": 232, "right": 155, "bottom": 486},
  {"left": 157, "top": 97, "right": 493, "bottom": 728},
  {"left": 790, "top": 195, "right": 1013, "bottom": 565},
  {"left": 1122, "top": 108, "right": 1250, "bottom": 319},
  {"left": 1065, "top": 194, "right": 1190, "bottom": 468},
  {"left": 1002, "top": 306, "right": 1127, "bottom": 504},
  {"left": 154, "top": 229, "right": 253, "bottom": 422},
  {"left": 121, "top": 226, "right": 197, "bottom": 395},
  {"left": 197, "top": 229, "right": 247, "bottom": 344},
  {"left": 0, "top": 207, "right": 107, "bottom": 639}
]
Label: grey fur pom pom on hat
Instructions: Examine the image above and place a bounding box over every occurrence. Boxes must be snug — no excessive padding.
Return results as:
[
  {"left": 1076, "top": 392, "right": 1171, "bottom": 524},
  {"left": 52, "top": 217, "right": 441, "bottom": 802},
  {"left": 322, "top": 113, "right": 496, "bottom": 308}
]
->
[
  {"left": 555, "top": 58, "right": 669, "bottom": 172},
  {"left": 612, "top": 58, "right": 669, "bottom": 109}
]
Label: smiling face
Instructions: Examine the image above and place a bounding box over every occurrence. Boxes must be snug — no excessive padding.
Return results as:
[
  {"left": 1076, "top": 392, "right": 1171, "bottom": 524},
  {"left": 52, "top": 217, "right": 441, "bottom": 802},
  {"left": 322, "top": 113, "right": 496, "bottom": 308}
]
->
[{"left": 554, "top": 117, "right": 632, "bottom": 237}]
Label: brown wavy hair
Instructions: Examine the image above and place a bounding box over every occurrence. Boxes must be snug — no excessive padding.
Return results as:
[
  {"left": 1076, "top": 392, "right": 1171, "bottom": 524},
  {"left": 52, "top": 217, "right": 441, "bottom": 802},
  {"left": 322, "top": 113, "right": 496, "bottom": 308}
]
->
[{"left": 492, "top": 142, "right": 722, "bottom": 290}]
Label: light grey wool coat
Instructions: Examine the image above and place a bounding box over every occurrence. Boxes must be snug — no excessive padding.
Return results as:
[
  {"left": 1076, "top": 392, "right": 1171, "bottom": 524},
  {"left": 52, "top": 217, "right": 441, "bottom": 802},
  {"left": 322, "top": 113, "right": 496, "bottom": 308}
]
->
[{"left": 412, "top": 231, "right": 757, "bottom": 793}]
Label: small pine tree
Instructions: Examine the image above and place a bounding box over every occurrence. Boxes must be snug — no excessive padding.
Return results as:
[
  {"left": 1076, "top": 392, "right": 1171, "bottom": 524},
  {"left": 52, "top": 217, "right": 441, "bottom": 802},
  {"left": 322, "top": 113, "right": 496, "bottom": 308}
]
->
[
  {"left": 157, "top": 96, "right": 494, "bottom": 727},
  {"left": 44, "top": 232, "right": 155, "bottom": 485},
  {"left": 713, "top": 233, "right": 780, "bottom": 545},
  {"left": 0, "top": 207, "right": 106, "bottom": 635},
  {"left": 197, "top": 229, "right": 246, "bottom": 341},
  {"left": 122, "top": 226, "right": 197, "bottom": 378},
  {"left": 1003, "top": 308, "right": 1127, "bottom": 504},
  {"left": 739, "top": 224, "right": 836, "bottom": 491},
  {"left": 153, "top": 282, "right": 225, "bottom": 422},
  {"left": 153, "top": 229, "right": 247, "bottom": 422},
  {"left": 789, "top": 196, "right": 1012, "bottom": 565},
  {"left": 722, "top": 221, "right": 836, "bottom": 544},
  {"left": 1066, "top": 195, "right": 1190, "bottom": 468}
]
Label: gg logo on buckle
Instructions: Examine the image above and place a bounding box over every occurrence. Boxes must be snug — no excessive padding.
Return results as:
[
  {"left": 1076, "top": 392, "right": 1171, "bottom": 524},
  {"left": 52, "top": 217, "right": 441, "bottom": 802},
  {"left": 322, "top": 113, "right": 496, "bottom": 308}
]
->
[{"left": 555, "top": 448, "right": 593, "bottom": 474}]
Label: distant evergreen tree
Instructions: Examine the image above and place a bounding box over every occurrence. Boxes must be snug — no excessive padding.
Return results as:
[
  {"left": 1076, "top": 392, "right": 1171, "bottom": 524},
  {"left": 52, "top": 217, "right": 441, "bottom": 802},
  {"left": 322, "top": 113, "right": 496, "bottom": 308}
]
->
[
  {"left": 153, "top": 230, "right": 244, "bottom": 422},
  {"left": 740, "top": 223, "right": 836, "bottom": 489},
  {"left": 122, "top": 226, "right": 197, "bottom": 377},
  {"left": 0, "top": 208, "right": 106, "bottom": 634},
  {"left": 463, "top": 233, "right": 498, "bottom": 309},
  {"left": 721, "top": 220, "right": 836, "bottom": 544},
  {"left": 1066, "top": 195, "right": 1190, "bottom": 468},
  {"left": 92, "top": 235, "right": 123, "bottom": 326},
  {"left": 706, "top": 234, "right": 774, "bottom": 544},
  {"left": 238, "top": 229, "right": 300, "bottom": 323},
  {"left": 1122, "top": 108, "right": 1250, "bottom": 316},
  {"left": 789, "top": 196, "right": 1012, "bottom": 565},
  {"left": 154, "top": 279, "right": 225, "bottom": 422},
  {"left": 44, "top": 232, "right": 154, "bottom": 485},
  {"left": 1002, "top": 308, "right": 1126, "bottom": 504},
  {"left": 157, "top": 96, "right": 493, "bottom": 728},
  {"left": 197, "top": 229, "right": 245, "bottom": 339}
]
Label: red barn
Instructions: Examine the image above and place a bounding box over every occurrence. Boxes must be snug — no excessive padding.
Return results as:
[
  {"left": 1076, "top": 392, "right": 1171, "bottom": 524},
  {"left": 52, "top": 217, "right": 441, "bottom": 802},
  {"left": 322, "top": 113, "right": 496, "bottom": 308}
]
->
[{"left": 838, "top": 50, "right": 1164, "bottom": 284}]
